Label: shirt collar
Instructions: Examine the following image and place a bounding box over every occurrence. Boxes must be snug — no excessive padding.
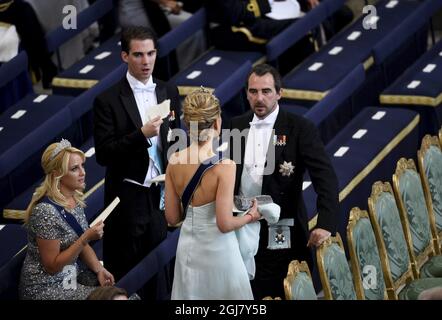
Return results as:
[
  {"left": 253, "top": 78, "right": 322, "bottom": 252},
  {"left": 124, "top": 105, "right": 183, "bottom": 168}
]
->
[
  {"left": 126, "top": 71, "right": 155, "bottom": 91},
  {"left": 250, "top": 105, "right": 279, "bottom": 127}
]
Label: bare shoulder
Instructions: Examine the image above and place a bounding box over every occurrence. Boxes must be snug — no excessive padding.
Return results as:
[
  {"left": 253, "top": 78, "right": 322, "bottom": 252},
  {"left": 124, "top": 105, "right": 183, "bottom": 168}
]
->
[
  {"left": 219, "top": 158, "right": 236, "bottom": 166},
  {"left": 168, "top": 150, "right": 186, "bottom": 167},
  {"left": 213, "top": 158, "right": 236, "bottom": 175}
]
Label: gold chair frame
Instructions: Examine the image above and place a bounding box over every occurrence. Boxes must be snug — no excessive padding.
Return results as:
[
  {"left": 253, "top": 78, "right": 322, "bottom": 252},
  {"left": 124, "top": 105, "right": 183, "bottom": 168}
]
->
[{"left": 392, "top": 158, "right": 436, "bottom": 278}]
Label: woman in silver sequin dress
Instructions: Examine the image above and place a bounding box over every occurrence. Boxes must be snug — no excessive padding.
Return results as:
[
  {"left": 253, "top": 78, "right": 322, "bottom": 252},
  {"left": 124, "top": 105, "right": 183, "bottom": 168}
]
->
[{"left": 19, "top": 140, "right": 115, "bottom": 300}]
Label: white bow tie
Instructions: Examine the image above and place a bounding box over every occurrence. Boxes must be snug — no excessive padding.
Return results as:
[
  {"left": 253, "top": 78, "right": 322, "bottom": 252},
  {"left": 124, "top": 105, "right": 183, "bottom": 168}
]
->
[
  {"left": 133, "top": 83, "right": 156, "bottom": 93},
  {"left": 250, "top": 119, "right": 273, "bottom": 127}
]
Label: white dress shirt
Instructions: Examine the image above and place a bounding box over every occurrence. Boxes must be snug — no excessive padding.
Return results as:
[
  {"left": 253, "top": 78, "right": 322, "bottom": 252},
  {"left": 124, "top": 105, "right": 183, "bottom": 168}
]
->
[
  {"left": 125, "top": 71, "right": 161, "bottom": 187},
  {"left": 240, "top": 105, "right": 279, "bottom": 193}
]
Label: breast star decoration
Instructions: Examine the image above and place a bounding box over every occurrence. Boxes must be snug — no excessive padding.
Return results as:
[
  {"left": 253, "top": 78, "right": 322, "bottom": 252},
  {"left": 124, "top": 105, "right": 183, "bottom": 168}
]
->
[{"left": 279, "top": 161, "right": 295, "bottom": 177}]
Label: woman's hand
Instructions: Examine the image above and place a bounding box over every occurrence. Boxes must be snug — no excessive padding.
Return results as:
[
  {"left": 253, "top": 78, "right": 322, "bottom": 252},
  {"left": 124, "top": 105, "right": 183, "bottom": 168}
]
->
[
  {"left": 97, "top": 267, "right": 115, "bottom": 286},
  {"left": 246, "top": 199, "right": 262, "bottom": 223},
  {"left": 83, "top": 221, "right": 104, "bottom": 243}
]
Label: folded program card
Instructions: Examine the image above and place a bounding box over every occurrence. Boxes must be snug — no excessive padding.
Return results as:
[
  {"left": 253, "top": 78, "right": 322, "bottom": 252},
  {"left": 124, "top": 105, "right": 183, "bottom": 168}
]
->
[
  {"left": 146, "top": 99, "right": 170, "bottom": 121},
  {"left": 90, "top": 197, "right": 120, "bottom": 227},
  {"left": 148, "top": 174, "right": 165, "bottom": 184}
]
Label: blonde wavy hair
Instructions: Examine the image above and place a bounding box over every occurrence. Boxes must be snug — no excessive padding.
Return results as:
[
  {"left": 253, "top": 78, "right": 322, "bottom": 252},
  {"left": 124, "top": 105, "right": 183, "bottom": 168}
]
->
[
  {"left": 183, "top": 87, "right": 221, "bottom": 142},
  {"left": 24, "top": 142, "right": 86, "bottom": 223}
]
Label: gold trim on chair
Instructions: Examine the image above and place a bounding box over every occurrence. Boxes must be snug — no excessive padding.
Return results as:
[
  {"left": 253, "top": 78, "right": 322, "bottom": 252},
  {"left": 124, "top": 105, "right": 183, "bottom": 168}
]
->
[
  {"left": 281, "top": 88, "right": 328, "bottom": 101},
  {"left": 347, "top": 207, "right": 388, "bottom": 300},
  {"left": 363, "top": 56, "right": 374, "bottom": 71},
  {"left": 253, "top": 56, "right": 267, "bottom": 67},
  {"left": 231, "top": 26, "right": 267, "bottom": 44},
  {"left": 3, "top": 179, "right": 106, "bottom": 220},
  {"left": 368, "top": 181, "right": 415, "bottom": 300},
  {"left": 52, "top": 77, "right": 99, "bottom": 89},
  {"left": 308, "top": 114, "right": 420, "bottom": 230},
  {"left": 283, "top": 260, "right": 314, "bottom": 300},
  {"left": 178, "top": 86, "right": 214, "bottom": 96},
  {"left": 392, "top": 158, "right": 436, "bottom": 279},
  {"left": 3, "top": 209, "right": 25, "bottom": 220},
  {"left": 380, "top": 93, "right": 442, "bottom": 107},
  {"left": 417, "top": 135, "right": 442, "bottom": 254},
  {"left": 0, "top": 0, "right": 13, "bottom": 12},
  {"left": 84, "top": 179, "right": 105, "bottom": 199},
  {"left": 0, "top": 21, "right": 12, "bottom": 27}
]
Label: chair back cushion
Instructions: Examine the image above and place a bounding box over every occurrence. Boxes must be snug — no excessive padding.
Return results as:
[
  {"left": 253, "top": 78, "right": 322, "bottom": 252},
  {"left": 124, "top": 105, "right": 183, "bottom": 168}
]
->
[
  {"left": 423, "top": 145, "right": 442, "bottom": 232},
  {"left": 375, "top": 192, "right": 410, "bottom": 281},
  {"left": 353, "top": 217, "right": 386, "bottom": 300},
  {"left": 323, "top": 243, "right": 357, "bottom": 300},
  {"left": 399, "top": 169, "right": 432, "bottom": 255},
  {"left": 290, "top": 271, "right": 317, "bottom": 300}
]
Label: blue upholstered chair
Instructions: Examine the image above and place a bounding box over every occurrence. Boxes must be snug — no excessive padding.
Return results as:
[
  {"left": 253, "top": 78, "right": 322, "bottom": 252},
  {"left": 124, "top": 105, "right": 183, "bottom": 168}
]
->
[
  {"left": 379, "top": 37, "right": 442, "bottom": 139},
  {"left": 316, "top": 233, "right": 357, "bottom": 300},
  {"left": 283, "top": 260, "right": 317, "bottom": 300},
  {"left": 302, "top": 106, "right": 420, "bottom": 252},
  {"left": 417, "top": 135, "right": 442, "bottom": 254},
  {"left": 346, "top": 207, "right": 387, "bottom": 300},
  {"left": 0, "top": 245, "right": 27, "bottom": 300},
  {"left": 368, "top": 181, "right": 442, "bottom": 300},
  {"left": 45, "top": 0, "right": 114, "bottom": 71},
  {"left": 392, "top": 158, "right": 442, "bottom": 279},
  {"left": 0, "top": 50, "right": 33, "bottom": 113},
  {"left": 116, "top": 228, "right": 180, "bottom": 299},
  {"left": 281, "top": 0, "right": 422, "bottom": 105},
  {"left": 372, "top": 0, "right": 442, "bottom": 88},
  {"left": 304, "top": 63, "right": 366, "bottom": 143}
]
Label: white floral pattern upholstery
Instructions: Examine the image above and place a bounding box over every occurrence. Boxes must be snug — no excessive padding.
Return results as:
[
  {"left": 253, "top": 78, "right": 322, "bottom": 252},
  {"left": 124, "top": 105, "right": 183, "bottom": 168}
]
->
[
  {"left": 375, "top": 192, "right": 410, "bottom": 281},
  {"left": 423, "top": 146, "right": 442, "bottom": 232},
  {"left": 353, "top": 217, "right": 386, "bottom": 300},
  {"left": 399, "top": 169, "right": 432, "bottom": 256},
  {"left": 323, "top": 244, "right": 357, "bottom": 300}
]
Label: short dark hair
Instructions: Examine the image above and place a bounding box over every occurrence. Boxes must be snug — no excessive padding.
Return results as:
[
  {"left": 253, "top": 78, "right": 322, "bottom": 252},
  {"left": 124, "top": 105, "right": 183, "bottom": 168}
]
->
[
  {"left": 87, "top": 286, "right": 128, "bottom": 300},
  {"left": 246, "top": 64, "right": 282, "bottom": 92},
  {"left": 121, "top": 26, "right": 158, "bottom": 54}
]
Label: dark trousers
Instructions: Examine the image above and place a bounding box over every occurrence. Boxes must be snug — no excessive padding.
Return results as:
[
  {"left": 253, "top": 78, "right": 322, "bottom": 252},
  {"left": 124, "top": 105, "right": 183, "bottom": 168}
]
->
[{"left": 103, "top": 182, "right": 167, "bottom": 298}]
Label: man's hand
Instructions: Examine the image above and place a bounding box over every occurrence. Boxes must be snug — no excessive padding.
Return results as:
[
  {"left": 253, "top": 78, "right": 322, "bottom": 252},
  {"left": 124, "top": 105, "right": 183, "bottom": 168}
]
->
[
  {"left": 307, "top": 0, "right": 320, "bottom": 9},
  {"left": 307, "top": 228, "right": 331, "bottom": 247},
  {"left": 141, "top": 115, "right": 163, "bottom": 138},
  {"left": 160, "top": 0, "right": 182, "bottom": 14}
]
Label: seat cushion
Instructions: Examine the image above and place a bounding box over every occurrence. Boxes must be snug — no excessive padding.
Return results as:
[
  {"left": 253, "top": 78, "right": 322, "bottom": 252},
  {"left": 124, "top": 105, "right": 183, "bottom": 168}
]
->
[
  {"left": 419, "top": 255, "right": 442, "bottom": 278},
  {"left": 398, "top": 277, "right": 442, "bottom": 300}
]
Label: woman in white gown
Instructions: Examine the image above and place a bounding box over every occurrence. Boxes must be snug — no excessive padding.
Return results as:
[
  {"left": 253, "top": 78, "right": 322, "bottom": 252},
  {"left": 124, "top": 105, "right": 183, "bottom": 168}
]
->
[{"left": 165, "top": 88, "right": 261, "bottom": 300}]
